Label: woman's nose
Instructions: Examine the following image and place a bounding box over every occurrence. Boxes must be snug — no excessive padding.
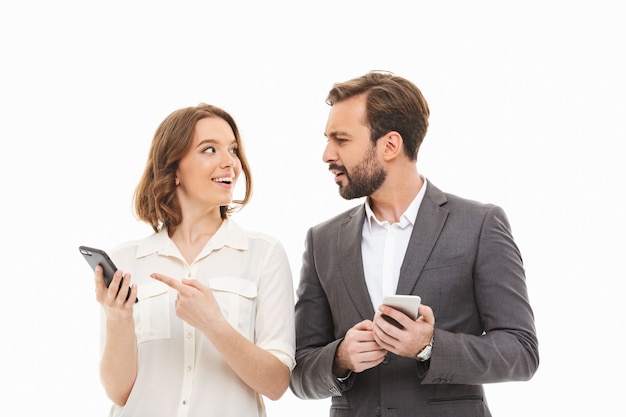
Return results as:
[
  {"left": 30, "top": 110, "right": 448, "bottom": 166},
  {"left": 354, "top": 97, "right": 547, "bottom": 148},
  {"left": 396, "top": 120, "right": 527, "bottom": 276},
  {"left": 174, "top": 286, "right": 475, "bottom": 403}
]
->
[{"left": 222, "top": 151, "right": 236, "bottom": 167}]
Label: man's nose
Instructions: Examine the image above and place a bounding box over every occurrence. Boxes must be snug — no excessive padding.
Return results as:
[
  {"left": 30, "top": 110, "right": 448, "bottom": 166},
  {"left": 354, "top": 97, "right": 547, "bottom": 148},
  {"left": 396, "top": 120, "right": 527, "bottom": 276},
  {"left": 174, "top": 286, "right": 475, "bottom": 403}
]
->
[{"left": 322, "top": 141, "right": 336, "bottom": 163}]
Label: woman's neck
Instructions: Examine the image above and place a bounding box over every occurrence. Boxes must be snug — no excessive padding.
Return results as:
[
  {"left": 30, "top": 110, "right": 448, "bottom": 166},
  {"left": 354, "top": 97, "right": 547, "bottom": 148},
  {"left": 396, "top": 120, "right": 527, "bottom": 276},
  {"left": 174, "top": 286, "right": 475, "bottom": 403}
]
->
[{"left": 170, "top": 210, "right": 224, "bottom": 264}]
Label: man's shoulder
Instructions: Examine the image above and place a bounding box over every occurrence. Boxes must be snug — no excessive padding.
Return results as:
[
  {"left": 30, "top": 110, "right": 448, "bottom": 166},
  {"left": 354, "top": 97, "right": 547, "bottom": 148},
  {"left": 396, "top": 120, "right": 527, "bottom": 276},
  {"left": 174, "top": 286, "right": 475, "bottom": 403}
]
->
[
  {"left": 310, "top": 204, "right": 363, "bottom": 231},
  {"left": 441, "top": 190, "right": 497, "bottom": 210},
  {"left": 427, "top": 180, "right": 501, "bottom": 213}
]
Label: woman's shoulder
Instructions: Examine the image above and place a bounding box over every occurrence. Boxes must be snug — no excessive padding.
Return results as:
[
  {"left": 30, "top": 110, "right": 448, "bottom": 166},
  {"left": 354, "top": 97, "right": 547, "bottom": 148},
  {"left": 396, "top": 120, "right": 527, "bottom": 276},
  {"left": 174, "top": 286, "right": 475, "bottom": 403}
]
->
[
  {"left": 226, "top": 219, "right": 285, "bottom": 252},
  {"left": 109, "top": 231, "right": 160, "bottom": 260}
]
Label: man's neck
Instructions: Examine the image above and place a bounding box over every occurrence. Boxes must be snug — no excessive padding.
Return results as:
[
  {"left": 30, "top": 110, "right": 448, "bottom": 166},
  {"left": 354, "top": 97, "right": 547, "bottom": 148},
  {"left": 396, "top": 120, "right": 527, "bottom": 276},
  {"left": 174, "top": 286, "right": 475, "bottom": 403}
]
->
[{"left": 368, "top": 172, "right": 423, "bottom": 223}]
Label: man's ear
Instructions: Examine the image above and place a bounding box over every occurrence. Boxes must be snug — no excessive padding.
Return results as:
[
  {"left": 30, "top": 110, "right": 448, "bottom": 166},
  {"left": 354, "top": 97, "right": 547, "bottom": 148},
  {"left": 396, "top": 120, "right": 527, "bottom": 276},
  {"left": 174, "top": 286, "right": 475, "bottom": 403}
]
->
[{"left": 381, "top": 131, "right": 403, "bottom": 162}]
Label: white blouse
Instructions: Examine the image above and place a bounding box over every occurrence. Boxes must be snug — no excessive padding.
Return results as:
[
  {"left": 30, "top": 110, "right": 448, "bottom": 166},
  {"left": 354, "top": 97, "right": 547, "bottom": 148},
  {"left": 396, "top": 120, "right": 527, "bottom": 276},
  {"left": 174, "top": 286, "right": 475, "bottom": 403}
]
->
[{"left": 101, "top": 219, "right": 295, "bottom": 417}]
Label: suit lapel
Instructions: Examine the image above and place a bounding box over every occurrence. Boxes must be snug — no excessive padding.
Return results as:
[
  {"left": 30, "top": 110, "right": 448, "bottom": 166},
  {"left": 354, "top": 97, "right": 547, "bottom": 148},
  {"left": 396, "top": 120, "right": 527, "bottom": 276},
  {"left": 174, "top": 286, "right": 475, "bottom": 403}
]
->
[
  {"left": 396, "top": 181, "right": 449, "bottom": 295},
  {"left": 337, "top": 206, "right": 377, "bottom": 319}
]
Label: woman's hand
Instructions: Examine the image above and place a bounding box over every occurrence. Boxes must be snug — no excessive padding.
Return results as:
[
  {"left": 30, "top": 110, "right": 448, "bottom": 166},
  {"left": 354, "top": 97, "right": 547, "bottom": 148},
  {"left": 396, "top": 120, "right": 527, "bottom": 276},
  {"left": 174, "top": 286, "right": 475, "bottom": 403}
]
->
[
  {"left": 150, "top": 273, "right": 226, "bottom": 335},
  {"left": 151, "top": 273, "right": 289, "bottom": 400},
  {"left": 95, "top": 264, "right": 138, "bottom": 406},
  {"left": 95, "top": 265, "right": 137, "bottom": 321}
]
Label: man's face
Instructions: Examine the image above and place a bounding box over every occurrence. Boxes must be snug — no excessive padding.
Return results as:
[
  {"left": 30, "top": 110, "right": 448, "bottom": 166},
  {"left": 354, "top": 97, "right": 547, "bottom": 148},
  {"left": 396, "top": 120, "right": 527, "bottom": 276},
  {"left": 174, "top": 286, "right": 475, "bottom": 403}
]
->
[{"left": 323, "top": 94, "right": 386, "bottom": 200}]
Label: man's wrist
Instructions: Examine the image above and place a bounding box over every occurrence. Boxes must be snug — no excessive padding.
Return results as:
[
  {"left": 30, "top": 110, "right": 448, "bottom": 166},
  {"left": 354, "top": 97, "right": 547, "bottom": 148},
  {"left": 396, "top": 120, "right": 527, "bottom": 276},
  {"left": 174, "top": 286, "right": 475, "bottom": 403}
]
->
[
  {"left": 416, "top": 334, "right": 434, "bottom": 362},
  {"left": 333, "top": 340, "right": 351, "bottom": 377},
  {"left": 336, "top": 370, "right": 353, "bottom": 382}
]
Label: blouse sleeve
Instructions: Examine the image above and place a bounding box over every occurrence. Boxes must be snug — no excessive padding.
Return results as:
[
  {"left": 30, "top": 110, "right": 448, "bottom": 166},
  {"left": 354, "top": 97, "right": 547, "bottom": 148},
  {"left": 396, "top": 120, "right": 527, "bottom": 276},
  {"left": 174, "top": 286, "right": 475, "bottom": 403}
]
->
[{"left": 253, "top": 239, "right": 296, "bottom": 370}]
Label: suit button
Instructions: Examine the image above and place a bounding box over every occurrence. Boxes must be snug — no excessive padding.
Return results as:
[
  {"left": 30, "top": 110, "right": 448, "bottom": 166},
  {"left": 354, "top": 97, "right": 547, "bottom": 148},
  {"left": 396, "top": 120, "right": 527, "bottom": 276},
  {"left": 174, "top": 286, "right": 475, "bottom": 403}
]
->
[{"left": 382, "top": 354, "right": 390, "bottom": 365}]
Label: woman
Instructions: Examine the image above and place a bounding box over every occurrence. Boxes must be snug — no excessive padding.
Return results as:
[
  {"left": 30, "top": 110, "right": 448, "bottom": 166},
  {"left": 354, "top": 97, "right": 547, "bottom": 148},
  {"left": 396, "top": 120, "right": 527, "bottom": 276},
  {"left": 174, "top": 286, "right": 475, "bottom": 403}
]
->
[{"left": 94, "top": 103, "right": 295, "bottom": 417}]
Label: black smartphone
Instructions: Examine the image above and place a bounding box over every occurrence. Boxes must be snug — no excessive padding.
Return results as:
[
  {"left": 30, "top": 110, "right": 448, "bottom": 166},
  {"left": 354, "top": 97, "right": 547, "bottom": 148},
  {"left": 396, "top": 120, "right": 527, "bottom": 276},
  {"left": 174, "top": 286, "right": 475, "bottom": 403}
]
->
[{"left": 79, "top": 245, "right": 135, "bottom": 302}]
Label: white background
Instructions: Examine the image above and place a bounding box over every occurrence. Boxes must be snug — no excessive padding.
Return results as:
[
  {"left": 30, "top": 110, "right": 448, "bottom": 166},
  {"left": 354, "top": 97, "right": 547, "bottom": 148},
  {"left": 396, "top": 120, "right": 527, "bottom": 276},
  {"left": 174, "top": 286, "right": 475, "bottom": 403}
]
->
[{"left": 2, "top": 1, "right": 625, "bottom": 415}]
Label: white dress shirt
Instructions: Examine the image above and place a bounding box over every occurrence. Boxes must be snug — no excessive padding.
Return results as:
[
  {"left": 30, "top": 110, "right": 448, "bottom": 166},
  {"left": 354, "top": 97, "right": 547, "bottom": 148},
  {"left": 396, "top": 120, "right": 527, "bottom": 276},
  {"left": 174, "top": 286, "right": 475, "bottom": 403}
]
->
[
  {"left": 102, "top": 219, "right": 295, "bottom": 417},
  {"left": 362, "top": 179, "right": 427, "bottom": 310}
]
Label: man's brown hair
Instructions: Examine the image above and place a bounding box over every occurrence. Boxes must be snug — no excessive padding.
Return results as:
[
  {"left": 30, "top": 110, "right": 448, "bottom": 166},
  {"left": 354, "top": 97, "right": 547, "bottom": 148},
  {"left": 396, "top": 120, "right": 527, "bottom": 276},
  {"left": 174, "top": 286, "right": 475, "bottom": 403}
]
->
[{"left": 327, "top": 71, "right": 430, "bottom": 160}]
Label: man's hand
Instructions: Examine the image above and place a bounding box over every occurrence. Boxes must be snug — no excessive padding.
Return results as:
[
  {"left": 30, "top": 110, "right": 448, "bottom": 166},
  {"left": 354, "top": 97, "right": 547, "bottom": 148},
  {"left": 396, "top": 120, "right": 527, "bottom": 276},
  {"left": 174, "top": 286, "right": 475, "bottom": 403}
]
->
[
  {"left": 373, "top": 303, "right": 435, "bottom": 358},
  {"left": 333, "top": 319, "right": 387, "bottom": 376}
]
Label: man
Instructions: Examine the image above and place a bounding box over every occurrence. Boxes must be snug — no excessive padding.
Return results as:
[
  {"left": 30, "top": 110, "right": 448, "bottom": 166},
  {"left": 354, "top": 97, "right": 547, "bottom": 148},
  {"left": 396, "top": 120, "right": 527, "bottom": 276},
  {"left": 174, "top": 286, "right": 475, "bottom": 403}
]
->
[{"left": 289, "top": 71, "right": 539, "bottom": 416}]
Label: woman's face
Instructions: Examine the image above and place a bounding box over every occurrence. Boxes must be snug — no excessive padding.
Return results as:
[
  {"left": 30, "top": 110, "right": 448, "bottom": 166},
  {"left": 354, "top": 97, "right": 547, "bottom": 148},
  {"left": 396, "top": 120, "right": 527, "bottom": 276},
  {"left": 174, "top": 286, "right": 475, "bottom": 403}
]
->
[{"left": 175, "top": 117, "right": 241, "bottom": 212}]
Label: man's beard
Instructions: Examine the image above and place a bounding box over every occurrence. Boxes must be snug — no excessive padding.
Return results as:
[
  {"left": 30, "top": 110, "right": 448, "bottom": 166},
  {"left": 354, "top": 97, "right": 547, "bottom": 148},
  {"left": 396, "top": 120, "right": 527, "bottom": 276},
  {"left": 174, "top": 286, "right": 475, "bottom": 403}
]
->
[{"left": 335, "top": 146, "right": 386, "bottom": 200}]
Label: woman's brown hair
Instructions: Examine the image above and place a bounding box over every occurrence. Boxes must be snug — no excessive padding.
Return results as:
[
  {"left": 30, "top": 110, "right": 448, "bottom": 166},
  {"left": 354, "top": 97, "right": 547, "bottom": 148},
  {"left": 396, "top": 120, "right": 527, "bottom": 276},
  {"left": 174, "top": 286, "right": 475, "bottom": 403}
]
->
[{"left": 133, "top": 103, "right": 253, "bottom": 233}]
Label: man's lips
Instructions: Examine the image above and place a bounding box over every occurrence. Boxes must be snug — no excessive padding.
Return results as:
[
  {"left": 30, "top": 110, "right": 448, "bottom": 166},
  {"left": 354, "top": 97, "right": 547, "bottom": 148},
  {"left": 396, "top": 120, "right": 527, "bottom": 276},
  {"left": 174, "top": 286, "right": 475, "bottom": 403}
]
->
[
  {"left": 328, "top": 165, "right": 346, "bottom": 177},
  {"left": 328, "top": 165, "right": 347, "bottom": 181}
]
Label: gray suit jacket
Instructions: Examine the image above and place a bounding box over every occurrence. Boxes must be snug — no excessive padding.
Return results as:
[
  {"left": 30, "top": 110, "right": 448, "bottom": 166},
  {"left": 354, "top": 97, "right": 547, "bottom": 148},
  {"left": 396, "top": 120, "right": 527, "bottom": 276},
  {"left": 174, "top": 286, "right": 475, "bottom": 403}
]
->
[{"left": 290, "top": 181, "right": 539, "bottom": 417}]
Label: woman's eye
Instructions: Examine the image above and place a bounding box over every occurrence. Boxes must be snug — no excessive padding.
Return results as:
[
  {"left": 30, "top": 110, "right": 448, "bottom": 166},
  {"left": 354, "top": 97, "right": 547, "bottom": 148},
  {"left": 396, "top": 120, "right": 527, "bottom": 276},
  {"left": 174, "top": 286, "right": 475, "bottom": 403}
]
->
[
  {"left": 203, "top": 146, "right": 216, "bottom": 154},
  {"left": 229, "top": 147, "right": 239, "bottom": 155}
]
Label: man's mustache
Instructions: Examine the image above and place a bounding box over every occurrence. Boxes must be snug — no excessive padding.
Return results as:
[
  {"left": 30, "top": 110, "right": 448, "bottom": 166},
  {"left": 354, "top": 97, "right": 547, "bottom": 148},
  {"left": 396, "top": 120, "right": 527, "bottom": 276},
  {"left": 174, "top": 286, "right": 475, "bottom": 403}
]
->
[{"left": 328, "top": 164, "right": 347, "bottom": 174}]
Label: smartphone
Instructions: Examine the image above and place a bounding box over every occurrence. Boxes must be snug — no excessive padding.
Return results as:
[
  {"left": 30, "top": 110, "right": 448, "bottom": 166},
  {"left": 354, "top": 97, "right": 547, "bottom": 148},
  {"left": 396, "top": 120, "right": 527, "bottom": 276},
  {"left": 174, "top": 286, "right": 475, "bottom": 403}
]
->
[
  {"left": 79, "top": 245, "right": 135, "bottom": 302},
  {"left": 382, "top": 294, "right": 421, "bottom": 328}
]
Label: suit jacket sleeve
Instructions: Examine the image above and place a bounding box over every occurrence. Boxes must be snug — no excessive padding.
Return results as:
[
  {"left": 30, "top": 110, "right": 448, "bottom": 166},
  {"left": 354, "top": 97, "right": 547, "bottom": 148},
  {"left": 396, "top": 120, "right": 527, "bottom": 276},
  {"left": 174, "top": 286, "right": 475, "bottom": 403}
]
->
[
  {"left": 289, "top": 227, "right": 350, "bottom": 399},
  {"left": 424, "top": 204, "right": 539, "bottom": 385}
]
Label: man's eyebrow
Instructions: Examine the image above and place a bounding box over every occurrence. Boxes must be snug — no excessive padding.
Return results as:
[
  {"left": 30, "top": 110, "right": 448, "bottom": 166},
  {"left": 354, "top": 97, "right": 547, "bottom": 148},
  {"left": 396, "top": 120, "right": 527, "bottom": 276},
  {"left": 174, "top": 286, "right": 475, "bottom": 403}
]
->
[{"left": 325, "top": 131, "right": 349, "bottom": 139}]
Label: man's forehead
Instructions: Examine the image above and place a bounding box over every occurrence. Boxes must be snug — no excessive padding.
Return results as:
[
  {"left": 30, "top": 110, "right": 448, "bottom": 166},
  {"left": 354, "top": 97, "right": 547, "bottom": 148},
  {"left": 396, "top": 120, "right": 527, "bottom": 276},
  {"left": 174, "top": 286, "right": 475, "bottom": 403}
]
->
[{"left": 327, "top": 100, "right": 368, "bottom": 132}]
